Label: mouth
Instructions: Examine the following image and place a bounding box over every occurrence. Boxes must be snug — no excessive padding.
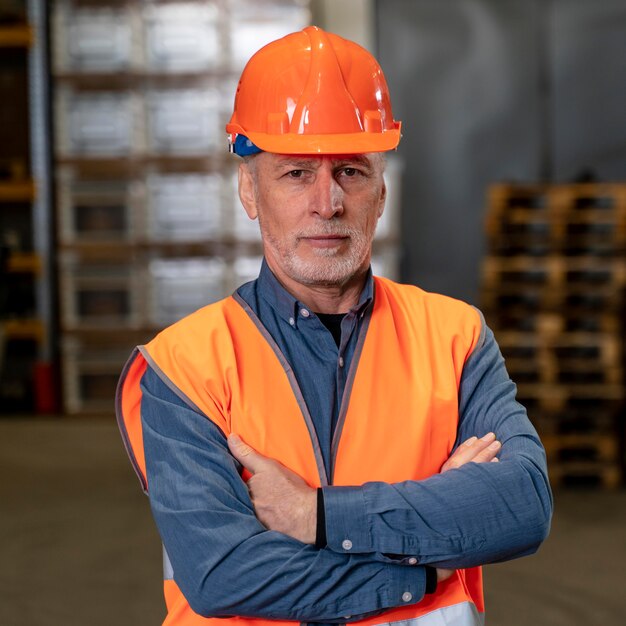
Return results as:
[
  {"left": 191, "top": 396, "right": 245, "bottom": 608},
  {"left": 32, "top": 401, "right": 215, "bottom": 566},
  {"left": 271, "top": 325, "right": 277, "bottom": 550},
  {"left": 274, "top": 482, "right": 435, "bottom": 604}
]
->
[{"left": 300, "top": 235, "right": 349, "bottom": 248}]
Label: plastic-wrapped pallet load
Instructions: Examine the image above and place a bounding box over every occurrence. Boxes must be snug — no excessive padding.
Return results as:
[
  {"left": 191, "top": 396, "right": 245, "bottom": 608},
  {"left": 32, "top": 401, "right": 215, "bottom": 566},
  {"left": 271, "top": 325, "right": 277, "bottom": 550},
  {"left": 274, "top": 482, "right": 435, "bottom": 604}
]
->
[
  {"left": 145, "top": 172, "right": 223, "bottom": 241},
  {"left": 52, "top": 3, "right": 141, "bottom": 73},
  {"left": 62, "top": 336, "right": 133, "bottom": 415},
  {"left": 148, "top": 257, "right": 227, "bottom": 326},
  {"left": 145, "top": 87, "right": 221, "bottom": 155},
  {"left": 57, "top": 169, "right": 144, "bottom": 244},
  {"left": 227, "top": 0, "right": 310, "bottom": 71},
  {"left": 50, "top": 0, "right": 312, "bottom": 416},
  {"left": 143, "top": 2, "right": 222, "bottom": 72},
  {"left": 55, "top": 88, "right": 143, "bottom": 157},
  {"left": 59, "top": 252, "right": 144, "bottom": 330}
]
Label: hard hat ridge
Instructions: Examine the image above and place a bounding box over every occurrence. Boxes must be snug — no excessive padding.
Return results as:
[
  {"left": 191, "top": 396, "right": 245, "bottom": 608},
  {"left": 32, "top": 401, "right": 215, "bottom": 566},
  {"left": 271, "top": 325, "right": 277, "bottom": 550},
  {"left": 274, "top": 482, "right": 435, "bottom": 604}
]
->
[{"left": 290, "top": 26, "right": 363, "bottom": 136}]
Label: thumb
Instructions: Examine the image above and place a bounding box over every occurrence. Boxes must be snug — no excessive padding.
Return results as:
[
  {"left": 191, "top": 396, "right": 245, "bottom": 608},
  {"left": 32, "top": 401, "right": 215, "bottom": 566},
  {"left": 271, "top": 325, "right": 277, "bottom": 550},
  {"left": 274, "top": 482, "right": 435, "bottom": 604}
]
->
[{"left": 227, "top": 434, "right": 266, "bottom": 475}]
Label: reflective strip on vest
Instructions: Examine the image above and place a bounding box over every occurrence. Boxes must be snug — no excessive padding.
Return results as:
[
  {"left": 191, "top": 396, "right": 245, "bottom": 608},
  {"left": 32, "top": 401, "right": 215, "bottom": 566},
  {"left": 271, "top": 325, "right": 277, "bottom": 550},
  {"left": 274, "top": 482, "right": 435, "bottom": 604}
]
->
[
  {"left": 382, "top": 602, "right": 483, "bottom": 626},
  {"left": 163, "top": 545, "right": 174, "bottom": 581}
]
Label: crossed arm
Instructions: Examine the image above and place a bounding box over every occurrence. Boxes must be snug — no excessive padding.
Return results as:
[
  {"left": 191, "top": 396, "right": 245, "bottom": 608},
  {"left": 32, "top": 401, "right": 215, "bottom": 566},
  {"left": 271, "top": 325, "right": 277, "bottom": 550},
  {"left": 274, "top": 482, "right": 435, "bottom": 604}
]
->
[
  {"left": 140, "top": 325, "right": 552, "bottom": 619},
  {"left": 227, "top": 430, "right": 502, "bottom": 583}
]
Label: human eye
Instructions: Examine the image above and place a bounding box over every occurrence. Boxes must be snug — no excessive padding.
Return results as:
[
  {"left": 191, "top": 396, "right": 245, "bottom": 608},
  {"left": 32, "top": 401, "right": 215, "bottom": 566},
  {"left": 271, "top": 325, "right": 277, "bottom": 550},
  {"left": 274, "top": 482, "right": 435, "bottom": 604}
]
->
[
  {"left": 337, "top": 166, "right": 365, "bottom": 181},
  {"left": 286, "top": 169, "right": 305, "bottom": 178}
]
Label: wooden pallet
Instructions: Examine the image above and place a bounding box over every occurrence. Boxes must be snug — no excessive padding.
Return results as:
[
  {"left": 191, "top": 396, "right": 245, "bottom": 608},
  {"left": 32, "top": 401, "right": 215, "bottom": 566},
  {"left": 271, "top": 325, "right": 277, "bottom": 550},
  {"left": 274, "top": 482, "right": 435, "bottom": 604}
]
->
[
  {"left": 488, "top": 183, "right": 626, "bottom": 213},
  {"left": 514, "top": 383, "right": 625, "bottom": 413},
  {"left": 487, "top": 228, "right": 626, "bottom": 258},
  {"left": 542, "top": 433, "right": 619, "bottom": 463},
  {"left": 518, "top": 392, "right": 624, "bottom": 419},
  {"left": 483, "top": 287, "right": 623, "bottom": 312},
  {"left": 550, "top": 183, "right": 626, "bottom": 212},
  {"left": 486, "top": 184, "right": 626, "bottom": 255},
  {"left": 482, "top": 256, "right": 626, "bottom": 290},
  {"left": 496, "top": 329, "right": 621, "bottom": 353},
  {"left": 548, "top": 461, "right": 622, "bottom": 489},
  {"left": 485, "top": 310, "right": 622, "bottom": 334},
  {"left": 530, "top": 412, "right": 618, "bottom": 437}
]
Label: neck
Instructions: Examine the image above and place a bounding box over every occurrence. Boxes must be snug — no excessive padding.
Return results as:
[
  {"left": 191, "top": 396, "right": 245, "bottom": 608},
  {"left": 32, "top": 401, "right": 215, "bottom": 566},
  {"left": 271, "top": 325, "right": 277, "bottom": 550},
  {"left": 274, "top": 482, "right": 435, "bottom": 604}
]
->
[{"left": 266, "top": 261, "right": 368, "bottom": 314}]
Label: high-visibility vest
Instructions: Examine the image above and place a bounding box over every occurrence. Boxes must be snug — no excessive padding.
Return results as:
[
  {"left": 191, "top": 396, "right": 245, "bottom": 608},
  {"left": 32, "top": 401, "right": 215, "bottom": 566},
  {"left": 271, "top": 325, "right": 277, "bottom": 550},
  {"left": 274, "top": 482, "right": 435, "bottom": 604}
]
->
[{"left": 117, "top": 276, "right": 485, "bottom": 626}]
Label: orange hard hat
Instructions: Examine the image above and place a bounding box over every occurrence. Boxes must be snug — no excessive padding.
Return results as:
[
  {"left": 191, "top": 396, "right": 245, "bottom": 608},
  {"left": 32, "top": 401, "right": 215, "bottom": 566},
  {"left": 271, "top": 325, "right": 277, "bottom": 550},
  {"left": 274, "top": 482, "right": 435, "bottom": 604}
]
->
[{"left": 226, "top": 25, "right": 401, "bottom": 155}]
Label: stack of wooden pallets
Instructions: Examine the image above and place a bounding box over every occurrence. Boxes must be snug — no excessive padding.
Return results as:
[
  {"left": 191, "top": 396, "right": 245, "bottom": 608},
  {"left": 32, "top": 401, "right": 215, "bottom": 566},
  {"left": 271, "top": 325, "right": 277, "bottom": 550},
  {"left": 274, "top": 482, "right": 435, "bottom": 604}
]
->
[{"left": 481, "top": 183, "right": 626, "bottom": 488}]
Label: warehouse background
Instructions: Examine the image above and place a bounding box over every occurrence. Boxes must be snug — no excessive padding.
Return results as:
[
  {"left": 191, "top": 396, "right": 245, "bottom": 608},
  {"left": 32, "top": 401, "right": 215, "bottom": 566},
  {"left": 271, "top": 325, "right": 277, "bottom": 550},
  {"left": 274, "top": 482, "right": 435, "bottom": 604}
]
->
[{"left": 0, "top": 0, "right": 625, "bottom": 624}]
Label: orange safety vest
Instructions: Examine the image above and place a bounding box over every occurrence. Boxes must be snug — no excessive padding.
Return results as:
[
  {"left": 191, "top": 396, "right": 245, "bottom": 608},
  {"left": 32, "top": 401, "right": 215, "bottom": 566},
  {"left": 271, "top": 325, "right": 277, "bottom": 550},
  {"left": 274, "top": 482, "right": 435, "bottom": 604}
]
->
[{"left": 117, "top": 276, "right": 485, "bottom": 626}]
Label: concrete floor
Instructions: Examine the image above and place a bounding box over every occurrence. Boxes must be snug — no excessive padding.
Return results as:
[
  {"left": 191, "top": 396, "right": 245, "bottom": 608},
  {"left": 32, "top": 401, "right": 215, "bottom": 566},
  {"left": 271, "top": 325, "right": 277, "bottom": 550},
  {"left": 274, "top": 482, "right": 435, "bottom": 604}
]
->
[{"left": 1, "top": 417, "right": 625, "bottom": 626}]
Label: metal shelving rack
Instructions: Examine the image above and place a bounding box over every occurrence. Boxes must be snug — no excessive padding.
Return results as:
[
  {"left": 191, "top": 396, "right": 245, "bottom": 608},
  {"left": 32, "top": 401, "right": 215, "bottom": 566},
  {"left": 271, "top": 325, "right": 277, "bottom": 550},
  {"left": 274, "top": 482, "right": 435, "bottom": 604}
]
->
[
  {"left": 28, "top": 0, "right": 56, "bottom": 412},
  {"left": 50, "top": 0, "right": 312, "bottom": 416},
  {"left": 0, "top": 0, "right": 54, "bottom": 413}
]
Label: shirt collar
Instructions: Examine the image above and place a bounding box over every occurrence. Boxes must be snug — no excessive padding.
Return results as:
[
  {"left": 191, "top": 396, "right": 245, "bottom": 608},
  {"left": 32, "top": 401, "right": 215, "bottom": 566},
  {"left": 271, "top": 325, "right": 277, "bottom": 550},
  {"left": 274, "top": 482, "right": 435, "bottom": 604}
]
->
[{"left": 257, "top": 258, "right": 374, "bottom": 328}]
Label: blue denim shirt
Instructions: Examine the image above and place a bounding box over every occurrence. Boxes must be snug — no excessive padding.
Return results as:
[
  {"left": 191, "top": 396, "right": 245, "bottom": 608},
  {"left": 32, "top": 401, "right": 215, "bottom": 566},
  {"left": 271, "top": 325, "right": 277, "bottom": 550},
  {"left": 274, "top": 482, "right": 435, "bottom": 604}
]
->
[{"left": 140, "top": 261, "right": 552, "bottom": 621}]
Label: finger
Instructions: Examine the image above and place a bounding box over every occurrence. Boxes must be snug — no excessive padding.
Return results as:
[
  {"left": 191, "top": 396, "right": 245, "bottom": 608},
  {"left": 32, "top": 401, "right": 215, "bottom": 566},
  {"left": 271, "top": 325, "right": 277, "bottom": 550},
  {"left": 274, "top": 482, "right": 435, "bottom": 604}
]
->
[
  {"left": 436, "top": 568, "right": 455, "bottom": 583},
  {"left": 442, "top": 432, "right": 496, "bottom": 470},
  {"left": 227, "top": 434, "right": 268, "bottom": 475},
  {"left": 471, "top": 439, "right": 501, "bottom": 463}
]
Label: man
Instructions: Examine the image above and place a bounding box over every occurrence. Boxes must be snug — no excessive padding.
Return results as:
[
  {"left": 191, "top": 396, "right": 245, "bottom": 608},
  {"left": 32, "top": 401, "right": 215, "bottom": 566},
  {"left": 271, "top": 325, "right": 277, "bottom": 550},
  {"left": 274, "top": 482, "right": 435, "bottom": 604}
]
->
[{"left": 117, "top": 26, "right": 552, "bottom": 626}]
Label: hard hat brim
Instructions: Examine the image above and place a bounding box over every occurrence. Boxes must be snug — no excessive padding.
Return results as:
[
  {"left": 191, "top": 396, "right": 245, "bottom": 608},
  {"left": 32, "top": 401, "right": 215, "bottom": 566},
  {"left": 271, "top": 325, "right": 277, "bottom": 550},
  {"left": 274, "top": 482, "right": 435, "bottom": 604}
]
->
[{"left": 227, "top": 123, "right": 402, "bottom": 155}]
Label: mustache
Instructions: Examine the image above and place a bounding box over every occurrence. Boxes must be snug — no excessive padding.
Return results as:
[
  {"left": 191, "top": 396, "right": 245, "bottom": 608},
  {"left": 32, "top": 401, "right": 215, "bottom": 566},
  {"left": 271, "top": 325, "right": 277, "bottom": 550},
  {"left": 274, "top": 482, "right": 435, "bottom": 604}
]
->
[{"left": 296, "top": 223, "right": 357, "bottom": 238}]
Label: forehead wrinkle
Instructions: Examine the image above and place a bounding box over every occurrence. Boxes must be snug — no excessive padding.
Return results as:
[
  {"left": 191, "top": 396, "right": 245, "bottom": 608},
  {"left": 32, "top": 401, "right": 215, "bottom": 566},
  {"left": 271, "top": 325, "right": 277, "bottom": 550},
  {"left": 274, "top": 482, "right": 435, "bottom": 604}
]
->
[{"left": 271, "top": 154, "right": 378, "bottom": 170}]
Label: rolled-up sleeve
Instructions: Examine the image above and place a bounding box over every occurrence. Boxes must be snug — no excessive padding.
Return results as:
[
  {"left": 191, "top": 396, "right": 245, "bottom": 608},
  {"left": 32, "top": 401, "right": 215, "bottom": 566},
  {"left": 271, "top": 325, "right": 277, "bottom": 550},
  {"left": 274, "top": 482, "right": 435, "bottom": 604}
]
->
[
  {"left": 140, "top": 366, "right": 428, "bottom": 621},
  {"left": 322, "top": 319, "right": 553, "bottom": 569}
]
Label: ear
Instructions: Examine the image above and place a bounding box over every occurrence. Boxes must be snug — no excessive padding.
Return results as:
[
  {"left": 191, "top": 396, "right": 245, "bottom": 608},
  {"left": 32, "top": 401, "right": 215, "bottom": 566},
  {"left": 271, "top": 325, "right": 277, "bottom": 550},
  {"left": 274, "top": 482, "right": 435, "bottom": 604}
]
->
[
  {"left": 238, "top": 162, "right": 258, "bottom": 219},
  {"left": 377, "top": 179, "right": 387, "bottom": 218}
]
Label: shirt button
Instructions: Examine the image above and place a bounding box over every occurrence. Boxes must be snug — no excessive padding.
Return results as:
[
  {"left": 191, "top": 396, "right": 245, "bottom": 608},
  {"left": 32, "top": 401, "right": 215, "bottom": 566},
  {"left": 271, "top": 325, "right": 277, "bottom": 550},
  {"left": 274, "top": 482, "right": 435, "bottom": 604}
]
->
[
  {"left": 288, "top": 317, "right": 295, "bottom": 326},
  {"left": 300, "top": 308, "right": 310, "bottom": 318},
  {"left": 402, "top": 592, "right": 413, "bottom": 603},
  {"left": 338, "top": 356, "right": 344, "bottom": 368},
  {"left": 408, "top": 557, "right": 417, "bottom": 565},
  {"left": 342, "top": 539, "right": 353, "bottom": 551}
]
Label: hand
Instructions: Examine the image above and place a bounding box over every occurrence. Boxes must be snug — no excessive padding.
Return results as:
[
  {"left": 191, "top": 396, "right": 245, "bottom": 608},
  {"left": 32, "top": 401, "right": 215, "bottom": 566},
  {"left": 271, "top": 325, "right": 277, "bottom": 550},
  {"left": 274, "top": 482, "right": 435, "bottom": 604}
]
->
[
  {"left": 436, "top": 568, "right": 455, "bottom": 583},
  {"left": 228, "top": 434, "right": 317, "bottom": 544},
  {"left": 440, "top": 432, "right": 501, "bottom": 473},
  {"left": 434, "top": 433, "right": 500, "bottom": 583}
]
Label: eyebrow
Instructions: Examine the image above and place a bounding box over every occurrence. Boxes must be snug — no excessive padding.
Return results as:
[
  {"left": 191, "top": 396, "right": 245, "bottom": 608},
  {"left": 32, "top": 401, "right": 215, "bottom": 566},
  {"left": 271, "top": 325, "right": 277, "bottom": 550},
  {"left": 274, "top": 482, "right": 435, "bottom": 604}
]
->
[{"left": 275, "top": 155, "right": 375, "bottom": 169}]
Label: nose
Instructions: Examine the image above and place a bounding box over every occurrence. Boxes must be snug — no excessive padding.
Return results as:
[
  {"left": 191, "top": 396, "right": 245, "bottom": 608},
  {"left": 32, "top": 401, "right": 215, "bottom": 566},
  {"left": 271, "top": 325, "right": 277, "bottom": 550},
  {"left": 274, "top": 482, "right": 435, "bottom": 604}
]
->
[{"left": 311, "top": 166, "right": 344, "bottom": 219}]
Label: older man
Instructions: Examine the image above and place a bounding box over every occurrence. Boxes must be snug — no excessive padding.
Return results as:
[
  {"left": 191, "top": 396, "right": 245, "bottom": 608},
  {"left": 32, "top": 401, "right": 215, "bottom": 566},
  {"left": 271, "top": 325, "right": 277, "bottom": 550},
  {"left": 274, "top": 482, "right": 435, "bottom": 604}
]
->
[{"left": 117, "top": 26, "right": 552, "bottom": 626}]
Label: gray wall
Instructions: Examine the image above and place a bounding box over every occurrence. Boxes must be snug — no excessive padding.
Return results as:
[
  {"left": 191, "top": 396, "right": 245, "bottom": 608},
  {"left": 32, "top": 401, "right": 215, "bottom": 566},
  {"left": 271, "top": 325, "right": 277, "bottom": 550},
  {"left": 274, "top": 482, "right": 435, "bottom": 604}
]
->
[{"left": 377, "top": 0, "right": 626, "bottom": 304}]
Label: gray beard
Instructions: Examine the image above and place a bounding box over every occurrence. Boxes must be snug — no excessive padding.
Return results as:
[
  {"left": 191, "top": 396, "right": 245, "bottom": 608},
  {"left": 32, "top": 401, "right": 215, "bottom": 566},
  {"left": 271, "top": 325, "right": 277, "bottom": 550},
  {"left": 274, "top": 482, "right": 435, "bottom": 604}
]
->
[{"left": 259, "top": 219, "right": 374, "bottom": 287}]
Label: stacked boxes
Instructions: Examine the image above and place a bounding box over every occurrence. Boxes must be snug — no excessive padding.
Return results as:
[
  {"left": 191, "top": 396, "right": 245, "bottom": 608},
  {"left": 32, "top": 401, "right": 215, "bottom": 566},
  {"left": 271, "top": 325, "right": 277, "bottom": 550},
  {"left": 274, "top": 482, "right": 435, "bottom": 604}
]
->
[
  {"left": 481, "top": 183, "right": 626, "bottom": 487},
  {"left": 52, "top": 0, "right": 310, "bottom": 415}
]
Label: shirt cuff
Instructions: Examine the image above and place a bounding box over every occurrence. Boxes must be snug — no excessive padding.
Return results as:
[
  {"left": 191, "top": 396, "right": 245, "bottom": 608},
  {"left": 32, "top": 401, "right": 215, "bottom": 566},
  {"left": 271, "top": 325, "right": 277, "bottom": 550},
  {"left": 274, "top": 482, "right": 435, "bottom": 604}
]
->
[
  {"left": 315, "top": 488, "right": 327, "bottom": 549},
  {"left": 322, "top": 485, "right": 372, "bottom": 554},
  {"left": 425, "top": 566, "right": 438, "bottom": 594},
  {"left": 384, "top": 562, "right": 428, "bottom": 609}
]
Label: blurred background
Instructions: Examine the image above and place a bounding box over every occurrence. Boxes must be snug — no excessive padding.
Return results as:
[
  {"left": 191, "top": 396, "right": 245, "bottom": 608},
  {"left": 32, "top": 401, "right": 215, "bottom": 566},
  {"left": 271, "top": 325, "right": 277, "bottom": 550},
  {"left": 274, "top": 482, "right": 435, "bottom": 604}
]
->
[{"left": 0, "top": 0, "right": 624, "bottom": 624}]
